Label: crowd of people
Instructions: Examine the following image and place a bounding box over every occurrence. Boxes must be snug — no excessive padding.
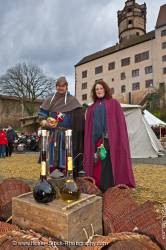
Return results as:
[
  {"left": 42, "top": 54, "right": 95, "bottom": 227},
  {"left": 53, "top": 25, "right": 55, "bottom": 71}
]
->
[
  {"left": 0, "top": 129, "right": 40, "bottom": 157},
  {"left": 0, "top": 126, "right": 18, "bottom": 158}
]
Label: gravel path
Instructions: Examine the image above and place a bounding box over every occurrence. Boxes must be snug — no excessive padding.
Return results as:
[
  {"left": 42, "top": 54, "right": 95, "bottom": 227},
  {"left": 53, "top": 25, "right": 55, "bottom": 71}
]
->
[{"left": 132, "top": 152, "right": 166, "bottom": 165}]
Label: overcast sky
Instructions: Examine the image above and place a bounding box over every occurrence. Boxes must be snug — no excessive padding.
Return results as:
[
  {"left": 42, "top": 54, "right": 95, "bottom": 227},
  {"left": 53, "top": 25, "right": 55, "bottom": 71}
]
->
[{"left": 0, "top": 0, "right": 165, "bottom": 94}]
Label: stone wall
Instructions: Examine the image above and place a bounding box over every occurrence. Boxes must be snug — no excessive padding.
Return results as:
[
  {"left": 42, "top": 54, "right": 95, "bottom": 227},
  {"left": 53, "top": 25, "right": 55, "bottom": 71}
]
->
[{"left": 0, "top": 95, "right": 42, "bottom": 129}]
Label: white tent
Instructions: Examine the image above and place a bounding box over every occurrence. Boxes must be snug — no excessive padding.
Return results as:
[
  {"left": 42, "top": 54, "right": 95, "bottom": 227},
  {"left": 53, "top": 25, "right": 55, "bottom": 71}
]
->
[
  {"left": 121, "top": 104, "right": 164, "bottom": 158},
  {"left": 143, "top": 109, "right": 166, "bottom": 126}
]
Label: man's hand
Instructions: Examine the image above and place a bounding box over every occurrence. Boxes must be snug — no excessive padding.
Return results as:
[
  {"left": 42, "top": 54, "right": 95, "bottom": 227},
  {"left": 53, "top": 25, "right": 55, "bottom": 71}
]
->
[
  {"left": 47, "top": 117, "right": 58, "bottom": 127},
  {"left": 40, "top": 118, "right": 58, "bottom": 128}
]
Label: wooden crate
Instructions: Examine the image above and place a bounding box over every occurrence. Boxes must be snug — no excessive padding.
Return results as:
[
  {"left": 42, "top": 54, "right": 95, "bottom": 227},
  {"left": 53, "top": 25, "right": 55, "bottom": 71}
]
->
[{"left": 12, "top": 192, "right": 102, "bottom": 243}]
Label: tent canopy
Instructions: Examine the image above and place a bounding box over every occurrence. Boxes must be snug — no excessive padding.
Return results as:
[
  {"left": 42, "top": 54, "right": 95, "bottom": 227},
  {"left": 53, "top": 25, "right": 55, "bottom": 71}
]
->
[
  {"left": 143, "top": 109, "right": 166, "bottom": 127},
  {"left": 124, "top": 106, "right": 164, "bottom": 158}
]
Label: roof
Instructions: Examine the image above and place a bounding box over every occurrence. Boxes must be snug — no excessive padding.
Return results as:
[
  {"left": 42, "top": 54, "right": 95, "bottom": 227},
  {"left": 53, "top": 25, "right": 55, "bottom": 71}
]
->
[
  {"left": 20, "top": 115, "right": 38, "bottom": 121},
  {"left": 156, "top": 4, "right": 166, "bottom": 29},
  {"left": 0, "top": 95, "right": 43, "bottom": 103},
  {"left": 75, "top": 31, "right": 155, "bottom": 66},
  {"left": 121, "top": 103, "right": 142, "bottom": 109},
  {"left": 144, "top": 110, "right": 166, "bottom": 126}
]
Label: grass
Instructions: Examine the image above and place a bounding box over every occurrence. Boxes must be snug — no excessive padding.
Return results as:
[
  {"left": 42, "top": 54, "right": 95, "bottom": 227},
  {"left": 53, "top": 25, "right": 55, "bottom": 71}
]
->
[
  {"left": 0, "top": 153, "right": 40, "bottom": 181},
  {"left": 0, "top": 153, "right": 166, "bottom": 206},
  {"left": 132, "top": 164, "right": 166, "bottom": 205}
]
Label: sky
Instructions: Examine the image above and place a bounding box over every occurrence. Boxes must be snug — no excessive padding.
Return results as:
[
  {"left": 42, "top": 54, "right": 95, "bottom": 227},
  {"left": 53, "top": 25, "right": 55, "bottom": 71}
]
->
[{"left": 0, "top": 0, "right": 165, "bottom": 94}]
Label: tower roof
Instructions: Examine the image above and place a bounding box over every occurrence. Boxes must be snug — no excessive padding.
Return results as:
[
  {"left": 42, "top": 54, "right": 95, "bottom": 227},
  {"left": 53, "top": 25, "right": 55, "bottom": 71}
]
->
[{"left": 156, "top": 4, "right": 166, "bottom": 29}]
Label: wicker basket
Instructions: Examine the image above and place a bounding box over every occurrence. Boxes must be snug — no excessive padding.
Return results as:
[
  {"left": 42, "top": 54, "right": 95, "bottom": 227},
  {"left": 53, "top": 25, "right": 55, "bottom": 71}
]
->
[
  {"left": 0, "top": 222, "right": 19, "bottom": 236},
  {"left": 109, "top": 200, "right": 166, "bottom": 247},
  {"left": 76, "top": 176, "right": 102, "bottom": 196},
  {"left": 0, "top": 228, "right": 70, "bottom": 250},
  {"left": 77, "top": 232, "right": 163, "bottom": 250},
  {"left": 0, "top": 178, "right": 31, "bottom": 221},
  {"left": 103, "top": 184, "right": 138, "bottom": 234}
]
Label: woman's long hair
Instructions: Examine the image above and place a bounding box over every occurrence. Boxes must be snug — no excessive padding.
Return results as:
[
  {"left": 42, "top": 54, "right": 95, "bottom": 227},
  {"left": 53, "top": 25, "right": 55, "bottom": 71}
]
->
[{"left": 91, "top": 80, "right": 112, "bottom": 102}]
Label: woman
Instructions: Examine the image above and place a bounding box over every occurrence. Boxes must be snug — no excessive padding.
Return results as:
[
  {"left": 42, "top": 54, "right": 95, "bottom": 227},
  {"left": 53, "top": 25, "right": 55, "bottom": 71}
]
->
[
  {"left": 0, "top": 128, "right": 8, "bottom": 158},
  {"left": 83, "top": 80, "right": 135, "bottom": 192}
]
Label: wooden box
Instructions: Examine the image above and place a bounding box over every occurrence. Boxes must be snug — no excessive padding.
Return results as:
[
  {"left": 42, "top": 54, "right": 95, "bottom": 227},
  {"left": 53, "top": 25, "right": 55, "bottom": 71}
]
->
[{"left": 12, "top": 193, "right": 102, "bottom": 243}]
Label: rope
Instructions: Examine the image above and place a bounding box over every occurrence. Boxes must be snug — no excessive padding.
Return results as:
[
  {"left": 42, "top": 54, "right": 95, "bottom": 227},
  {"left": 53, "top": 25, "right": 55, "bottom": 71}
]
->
[
  {"left": 83, "top": 224, "right": 101, "bottom": 244},
  {"left": 64, "top": 92, "right": 67, "bottom": 104},
  {"left": 50, "top": 94, "right": 56, "bottom": 105}
]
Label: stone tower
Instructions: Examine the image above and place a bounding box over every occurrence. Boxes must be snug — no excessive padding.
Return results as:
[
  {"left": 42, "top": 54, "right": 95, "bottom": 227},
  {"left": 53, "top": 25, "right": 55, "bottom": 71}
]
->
[{"left": 117, "top": 0, "right": 146, "bottom": 42}]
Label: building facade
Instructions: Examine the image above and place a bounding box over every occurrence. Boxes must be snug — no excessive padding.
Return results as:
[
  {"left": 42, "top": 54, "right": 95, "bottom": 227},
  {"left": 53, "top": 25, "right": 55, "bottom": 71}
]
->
[{"left": 75, "top": 1, "right": 166, "bottom": 105}]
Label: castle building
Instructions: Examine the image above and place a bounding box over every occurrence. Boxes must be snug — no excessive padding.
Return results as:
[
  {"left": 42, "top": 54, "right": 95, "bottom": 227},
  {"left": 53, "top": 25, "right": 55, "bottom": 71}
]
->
[{"left": 75, "top": 1, "right": 166, "bottom": 105}]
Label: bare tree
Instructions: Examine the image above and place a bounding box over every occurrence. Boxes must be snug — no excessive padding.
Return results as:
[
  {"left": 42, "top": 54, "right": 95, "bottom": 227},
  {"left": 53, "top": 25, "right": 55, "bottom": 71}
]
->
[{"left": 0, "top": 63, "right": 54, "bottom": 115}]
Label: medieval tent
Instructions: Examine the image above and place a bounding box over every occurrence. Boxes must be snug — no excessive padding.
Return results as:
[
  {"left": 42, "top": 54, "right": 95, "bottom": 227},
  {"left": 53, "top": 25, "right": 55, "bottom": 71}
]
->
[{"left": 121, "top": 104, "right": 164, "bottom": 158}]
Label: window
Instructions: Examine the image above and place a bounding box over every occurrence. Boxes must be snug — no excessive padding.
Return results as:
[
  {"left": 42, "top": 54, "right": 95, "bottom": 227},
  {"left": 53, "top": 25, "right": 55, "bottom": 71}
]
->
[
  {"left": 121, "top": 72, "right": 126, "bottom": 80},
  {"left": 110, "top": 88, "right": 115, "bottom": 94},
  {"left": 145, "top": 79, "right": 153, "bottom": 88},
  {"left": 82, "top": 70, "right": 87, "bottom": 78},
  {"left": 160, "top": 82, "right": 165, "bottom": 92},
  {"left": 135, "top": 51, "right": 149, "bottom": 63},
  {"left": 163, "top": 68, "right": 166, "bottom": 74},
  {"left": 108, "top": 62, "right": 115, "bottom": 70},
  {"left": 128, "top": 20, "right": 133, "bottom": 25},
  {"left": 162, "top": 42, "right": 166, "bottom": 49},
  {"left": 95, "top": 79, "right": 103, "bottom": 83},
  {"left": 82, "top": 94, "right": 87, "bottom": 101},
  {"left": 128, "top": 8, "right": 132, "bottom": 12},
  {"left": 121, "top": 85, "right": 126, "bottom": 93},
  {"left": 132, "top": 82, "right": 140, "bottom": 91},
  {"left": 136, "top": 32, "right": 140, "bottom": 36},
  {"left": 132, "top": 69, "right": 139, "bottom": 77},
  {"left": 121, "top": 57, "right": 130, "bottom": 66},
  {"left": 161, "top": 29, "right": 166, "bottom": 36},
  {"left": 145, "top": 66, "right": 153, "bottom": 74},
  {"left": 112, "top": 78, "right": 114, "bottom": 82},
  {"left": 82, "top": 82, "right": 87, "bottom": 89},
  {"left": 162, "top": 55, "right": 166, "bottom": 62},
  {"left": 95, "top": 66, "right": 103, "bottom": 74}
]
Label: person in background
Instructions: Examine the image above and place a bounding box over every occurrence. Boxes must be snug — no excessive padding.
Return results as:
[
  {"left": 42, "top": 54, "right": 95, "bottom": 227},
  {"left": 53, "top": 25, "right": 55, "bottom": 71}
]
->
[
  {"left": 6, "top": 125, "right": 18, "bottom": 156},
  {"left": 83, "top": 80, "right": 135, "bottom": 192},
  {"left": 0, "top": 128, "right": 8, "bottom": 158},
  {"left": 38, "top": 76, "right": 84, "bottom": 177}
]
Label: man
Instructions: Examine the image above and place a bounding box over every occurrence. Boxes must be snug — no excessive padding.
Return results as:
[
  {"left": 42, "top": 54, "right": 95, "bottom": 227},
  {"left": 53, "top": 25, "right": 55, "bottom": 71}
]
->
[
  {"left": 38, "top": 76, "right": 84, "bottom": 177},
  {"left": 6, "top": 126, "right": 18, "bottom": 156}
]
